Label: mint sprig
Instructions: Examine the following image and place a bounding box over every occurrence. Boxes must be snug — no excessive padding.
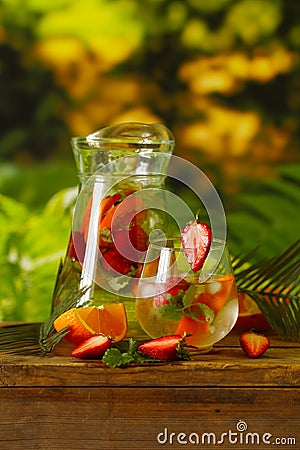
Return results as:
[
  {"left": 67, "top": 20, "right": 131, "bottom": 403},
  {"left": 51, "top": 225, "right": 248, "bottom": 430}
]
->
[
  {"left": 157, "top": 290, "right": 187, "bottom": 321},
  {"left": 102, "top": 347, "right": 135, "bottom": 368},
  {"left": 102, "top": 338, "right": 154, "bottom": 368},
  {"left": 101, "top": 337, "right": 191, "bottom": 368}
]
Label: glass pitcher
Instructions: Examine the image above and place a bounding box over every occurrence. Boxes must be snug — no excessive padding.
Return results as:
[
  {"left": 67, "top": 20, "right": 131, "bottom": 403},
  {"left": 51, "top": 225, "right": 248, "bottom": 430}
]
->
[{"left": 51, "top": 122, "right": 175, "bottom": 340}]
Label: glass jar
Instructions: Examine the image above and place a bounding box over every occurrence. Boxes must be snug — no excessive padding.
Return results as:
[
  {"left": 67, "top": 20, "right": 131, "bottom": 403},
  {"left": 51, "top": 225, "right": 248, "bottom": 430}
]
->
[{"left": 51, "top": 122, "right": 175, "bottom": 340}]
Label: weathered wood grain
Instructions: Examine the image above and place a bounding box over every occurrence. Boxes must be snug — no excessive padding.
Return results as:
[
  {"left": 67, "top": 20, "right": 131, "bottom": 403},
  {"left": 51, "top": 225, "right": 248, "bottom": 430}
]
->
[
  {"left": 0, "top": 387, "right": 299, "bottom": 449},
  {"left": 0, "top": 328, "right": 299, "bottom": 449},
  {"left": 0, "top": 332, "right": 299, "bottom": 388}
]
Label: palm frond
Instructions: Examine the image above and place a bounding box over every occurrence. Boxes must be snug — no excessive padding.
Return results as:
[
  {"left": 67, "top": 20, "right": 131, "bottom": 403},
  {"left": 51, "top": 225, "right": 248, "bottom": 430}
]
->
[
  {"left": 233, "top": 239, "right": 300, "bottom": 341},
  {"left": 0, "top": 323, "right": 43, "bottom": 355},
  {"left": 39, "top": 283, "right": 90, "bottom": 353}
]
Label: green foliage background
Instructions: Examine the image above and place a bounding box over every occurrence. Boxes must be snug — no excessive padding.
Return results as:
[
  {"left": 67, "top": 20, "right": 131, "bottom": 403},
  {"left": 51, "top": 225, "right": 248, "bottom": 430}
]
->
[{"left": 0, "top": 0, "right": 299, "bottom": 321}]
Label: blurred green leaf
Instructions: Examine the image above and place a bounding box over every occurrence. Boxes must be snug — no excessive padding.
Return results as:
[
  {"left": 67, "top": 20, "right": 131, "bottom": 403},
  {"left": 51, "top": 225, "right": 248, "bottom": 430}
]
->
[
  {"left": 0, "top": 163, "right": 77, "bottom": 208},
  {"left": 0, "top": 188, "right": 74, "bottom": 322},
  {"left": 227, "top": 164, "right": 300, "bottom": 258}
]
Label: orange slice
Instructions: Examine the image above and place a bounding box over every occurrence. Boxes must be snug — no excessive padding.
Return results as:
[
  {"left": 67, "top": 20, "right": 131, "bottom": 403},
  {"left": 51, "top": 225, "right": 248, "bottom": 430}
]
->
[
  {"left": 194, "top": 274, "right": 234, "bottom": 315},
  {"left": 235, "top": 292, "right": 271, "bottom": 331},
  {"left": 176, "top": 316, "right": 210, "bottom": 346},
  {"left": 54, "top": 303, "right": 128, "bottom": 346},
  {"left": 81, "top": 193, "right": 122, "bottom": 242}
]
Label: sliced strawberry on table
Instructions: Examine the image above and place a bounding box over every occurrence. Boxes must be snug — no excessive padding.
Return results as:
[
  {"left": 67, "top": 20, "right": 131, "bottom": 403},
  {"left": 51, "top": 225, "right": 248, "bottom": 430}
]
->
[
  {"left": 181, "top": 218, "right": 212, "bottom": 272},
  {"left": 71, "top": 334, "right": 111, "bottom": 359},
  {"left": 239, "top": 331, "right": 270, "bottom": 358},
  {"left": 138, "top": 335, "right": 186, "bottom": 360}
]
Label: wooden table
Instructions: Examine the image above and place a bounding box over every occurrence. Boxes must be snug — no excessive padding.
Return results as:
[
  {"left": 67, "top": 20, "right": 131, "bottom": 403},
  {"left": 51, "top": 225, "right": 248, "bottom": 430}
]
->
[{"left": 0, "top": 328, "right": 299, "bottom": 450}]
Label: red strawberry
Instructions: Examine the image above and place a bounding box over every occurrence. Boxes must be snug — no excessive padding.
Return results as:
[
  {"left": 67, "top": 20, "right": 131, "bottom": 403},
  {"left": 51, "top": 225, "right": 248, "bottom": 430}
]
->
[
  {"left": 99, "top": 193, "right": 122, "bottom": 222},
  {"left": 67, "top": 231, "right": 86, "bottom": 263},
  {"left": 239, "top": 331, "right": 270, "bottom": 358},
  {"left": 138, "top": 335, "right": 184, "bottom": 360},
  {"left": 129, "top": 225, "right": 148, "bottom": 252},
  {"left": 102, "top": 249, "right": 135, "bottom": 275},
  {"left": 71, "top": 335, "right": 111, "bottom": 359},
  {"left": 113, "top": 225, "right": 148, "bottom": 262},
  {"left": 181, "top": 219, "right": 212, "bottom": 272},
  {"left": 153, "top": 278, "right": 190, "bottom": 308}
]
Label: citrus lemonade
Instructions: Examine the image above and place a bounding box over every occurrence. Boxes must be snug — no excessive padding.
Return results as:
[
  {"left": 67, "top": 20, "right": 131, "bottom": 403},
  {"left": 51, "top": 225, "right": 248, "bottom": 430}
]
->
[
  {"left": 54, "top": 181, "right": 171, "bottom": 341},
  {"left": 135, "top": 239, "right": 239, "bottom": 352},
  {"left": 136, "top": 274, "right": 238, "bottom": 352}
]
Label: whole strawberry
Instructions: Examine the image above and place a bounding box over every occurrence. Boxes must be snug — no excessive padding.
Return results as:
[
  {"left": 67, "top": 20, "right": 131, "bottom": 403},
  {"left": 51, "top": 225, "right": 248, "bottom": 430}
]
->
[{"left": 181, "top": 217, "right": 212, "bottom": 272}]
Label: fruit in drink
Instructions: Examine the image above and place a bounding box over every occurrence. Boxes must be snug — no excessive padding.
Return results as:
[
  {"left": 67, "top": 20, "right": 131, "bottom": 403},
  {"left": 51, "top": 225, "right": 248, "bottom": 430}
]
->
[
  {"left": 175, "top": 303, "right": 214, "bottom": 346},
  {"left": 181, "top": 218, "right": 212, "bottom": 272},
  {"left": 153, "top": 277, "right": 190, "bottom": 308},
  {"left": 235, "top": 292, "right": 271, "bottom": 331},
  {"left": 136, "top": 273, "right": 238, "bottom": 350}
]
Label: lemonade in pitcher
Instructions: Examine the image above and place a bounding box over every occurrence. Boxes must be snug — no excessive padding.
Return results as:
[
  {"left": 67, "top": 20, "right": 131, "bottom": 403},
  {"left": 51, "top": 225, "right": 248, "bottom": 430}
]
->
[{"left": 51, "top": 123, "right": 175, "bottom": 340}]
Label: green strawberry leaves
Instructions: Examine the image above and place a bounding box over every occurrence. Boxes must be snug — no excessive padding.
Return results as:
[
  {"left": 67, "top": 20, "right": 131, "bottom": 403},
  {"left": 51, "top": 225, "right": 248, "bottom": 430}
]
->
[{"left": 102, "top": 337, "right": 191, "bottom": 368}]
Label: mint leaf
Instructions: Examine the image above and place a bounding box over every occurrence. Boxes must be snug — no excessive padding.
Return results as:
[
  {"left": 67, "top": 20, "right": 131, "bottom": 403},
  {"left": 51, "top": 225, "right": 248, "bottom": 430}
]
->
[
  {"left": 102, "top": 348, "right": 135, "bottom": 368},
  {"left": 183, "top": 285, "right": 204, "bottom": 308},
  {"left": 101, "top": 337, "right": 191, "bottom": 368},
  {"left": 127, "top": 337, "right": 139, "bottom": 355},
  {"left": 186, "top": 303, "right": 215, "bottom": 323},
  {"left": 158, "top": 303, "right": 183, "bottom": 321},
  {"left": 157, "top": 291, "right": 186, "bottom": 321},
  {"left": 102, "top": 339, "right": 156, "bottom": 367}
]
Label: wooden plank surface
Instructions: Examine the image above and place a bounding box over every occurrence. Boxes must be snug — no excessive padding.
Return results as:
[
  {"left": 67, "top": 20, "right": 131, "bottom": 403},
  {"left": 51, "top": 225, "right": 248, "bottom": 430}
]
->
[
  {"left": 1, "top": 386, "right": 299, "bottom": 449},
  {"left": 0, "top": 327, "right": 299, "bottom": 449},
  {"left": 0, "top": 329, "right": 299, "bottom": 388}
]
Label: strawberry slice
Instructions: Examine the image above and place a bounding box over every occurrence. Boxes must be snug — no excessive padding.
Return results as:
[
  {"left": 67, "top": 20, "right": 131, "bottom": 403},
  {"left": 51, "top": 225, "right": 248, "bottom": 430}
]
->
[
  {"left": 129, "top": 225, "right": 149, "bottom": 252},
  {"left": 113, "top": 225, "right": 149, "bottom": 261},
  {"left": 239, "top": 331, "right": 270, "bottom": 358},
  {"left": 67, "top": 231, "right": 86, "bottom": 263},
  {"left": 138, "top": 335, "right": 185, "bottom": 360},
  {"left": 102, "top": 249, "right": 135, "bottom": 275},
  {"left": 181, "top": 218, "right": 212, "bottom": 272},
  {"left": 71, "top": 334, "right": 111, "bottom": 359},
  {"left": 154, "top": 277, "right": 190, "bottom": 308}
]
